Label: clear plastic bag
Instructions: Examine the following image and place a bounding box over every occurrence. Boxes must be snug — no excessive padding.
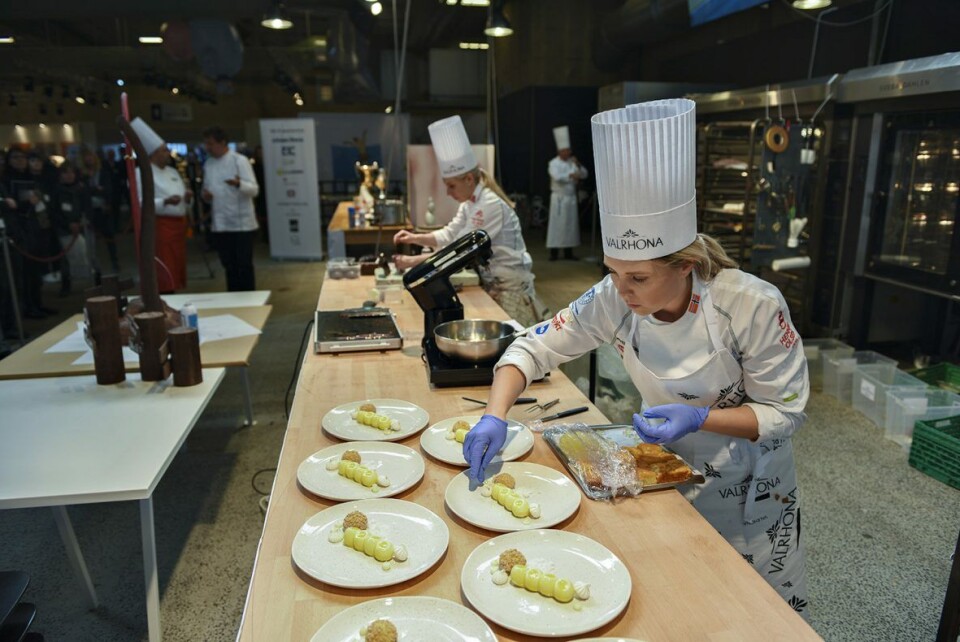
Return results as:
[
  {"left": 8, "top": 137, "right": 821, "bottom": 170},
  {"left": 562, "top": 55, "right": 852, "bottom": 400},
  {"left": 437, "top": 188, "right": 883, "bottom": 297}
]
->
[{"left": 541, "top": 422, "right": 642, "bottom": 500}]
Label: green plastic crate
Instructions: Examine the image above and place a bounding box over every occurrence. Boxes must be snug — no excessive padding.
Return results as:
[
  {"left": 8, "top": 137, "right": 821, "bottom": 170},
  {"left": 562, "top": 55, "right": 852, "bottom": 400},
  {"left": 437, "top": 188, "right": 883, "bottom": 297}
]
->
[
  {"left": 909, "top": 414, "right": 960, "bottom": 490},
  {"left": 911, "top": 363, "right": 960, "bottom": 394}
]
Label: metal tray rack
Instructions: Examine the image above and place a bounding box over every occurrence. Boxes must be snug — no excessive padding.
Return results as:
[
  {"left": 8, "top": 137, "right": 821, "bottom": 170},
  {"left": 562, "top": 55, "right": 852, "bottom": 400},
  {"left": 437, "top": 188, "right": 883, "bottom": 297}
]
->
[{"left": 543, "top": 424, "right": 705, "bottom": 500}]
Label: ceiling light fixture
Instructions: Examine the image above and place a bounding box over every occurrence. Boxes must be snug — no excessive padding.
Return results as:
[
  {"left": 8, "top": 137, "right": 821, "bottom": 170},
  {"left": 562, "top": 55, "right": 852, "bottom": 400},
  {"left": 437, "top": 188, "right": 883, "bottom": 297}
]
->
[
  {"left": 461, "top": 0, "right": 490, "bottom": 6},
  {"left": 0, "top": 37, "right": 15, "bottom": 44},
  {"left": 171, "top": 87, "right": 180, "bottom": 95},
  {"left": 75, "top": 89, "right": 85, "bottom": 105},
  {"left": 445, "top": 0, "right": 458, "bottom": 5},
  {"left": 116, "top": 79, "right": 125, "bottom": 87},
  {"left": 139, "top": 36, "right": 164, "bottom": 44},
  {"left": 484, "top": 3, "right": 513, "bottom": 37},
  {"left": 39, "top": 123, "right": 46, "bottom": 129},
  {"left": 261, "top": 2, "right": 294, "bottom": 29},
  {"left": 370, "top": 2, "right": 383, "bottom": 16},
  {"left": 792, "top": 0, "right": 832, "bottom": 8},
  {"left": 459, "top": 41, "right": 489, "bottom": 49},
  {"left": 294, "top": 94, "right": 304, "bottom": 106},
  {"left": 385, "top": 105, "right": 393, "bottom": 114}
]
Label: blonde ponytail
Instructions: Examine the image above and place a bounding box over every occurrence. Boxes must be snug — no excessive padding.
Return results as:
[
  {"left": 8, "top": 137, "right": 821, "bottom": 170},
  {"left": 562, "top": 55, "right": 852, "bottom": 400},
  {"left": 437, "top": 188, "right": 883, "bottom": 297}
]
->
[
  {"left": 659, "top": 233, "right": 738, "bottom": 281},
  {"left": 465, "top": 167, "right": 515, "bottom": 208}
]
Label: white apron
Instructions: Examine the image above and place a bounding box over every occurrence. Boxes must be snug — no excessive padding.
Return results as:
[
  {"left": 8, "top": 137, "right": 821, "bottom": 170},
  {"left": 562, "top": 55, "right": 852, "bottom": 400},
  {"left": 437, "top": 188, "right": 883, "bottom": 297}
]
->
[
  {"left": 480, "top": 265, "right": 549, "bottom": 329},
  {"left": 546, "top": 192, "right": 580, "bottom": 248},
  {"left": 618, "top": 283, "right": 809, "bottom": 617}
]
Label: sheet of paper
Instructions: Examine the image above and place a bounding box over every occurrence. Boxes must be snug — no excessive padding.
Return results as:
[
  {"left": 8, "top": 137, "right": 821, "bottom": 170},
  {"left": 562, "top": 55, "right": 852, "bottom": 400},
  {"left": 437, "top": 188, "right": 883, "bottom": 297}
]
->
[
  {"left": 71, "top": 346, "right": 139, "bottom": 366},
  {"left": 45, "top": 322, "right": 89, "bottom": 353},
  {"left": 196, "top": 314, "right": 261, "bottom": 345}
]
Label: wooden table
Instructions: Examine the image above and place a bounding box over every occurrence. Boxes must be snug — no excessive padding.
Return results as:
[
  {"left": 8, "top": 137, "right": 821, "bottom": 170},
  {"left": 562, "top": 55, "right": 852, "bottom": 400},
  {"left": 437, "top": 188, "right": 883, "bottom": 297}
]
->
[
  {"left": 0, "top": 369, "right": 227, "bottom": 642},
  {"left": 238, "top": 277, "right": 821, "bottom": 641},
  {"left": 327, "top": 200, "right": 412, "bottom": 254},
  {"left": 0, "top": 306, "right": 270, "bottom": 425}
]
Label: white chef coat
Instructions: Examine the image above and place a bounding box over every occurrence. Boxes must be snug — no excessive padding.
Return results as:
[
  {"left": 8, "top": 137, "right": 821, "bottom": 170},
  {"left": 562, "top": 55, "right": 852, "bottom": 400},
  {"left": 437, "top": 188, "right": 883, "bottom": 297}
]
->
[
  {"left": 202, "top": 150, "right": 259, "bottom": 232},
  {"left": 431, "top": 184, "right": 533, "bottom": 279},
  {"left": 498, "top": 268, "right": 810, "bottom": 613},
  {"left": 547, "top": 156, "right": 588, "bottom": 248},
  {"left": 136, "top": 164, "right": 188, "bottom": 217}
]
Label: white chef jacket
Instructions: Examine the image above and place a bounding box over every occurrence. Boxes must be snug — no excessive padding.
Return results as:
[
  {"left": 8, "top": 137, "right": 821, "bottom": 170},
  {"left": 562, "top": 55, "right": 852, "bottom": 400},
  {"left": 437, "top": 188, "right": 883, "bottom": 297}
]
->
[
  {"left": 202, "top": 150, "right": 259, "bottom": 232},
  {"left": 499, "top": 269, "right": 809, "bottom": 442},
  {"left": 431, "top": 184, "right": 533, "bottom": 278},
  {"left": 548, "top": 156, "right": 587, "bottom": 197},
  {"left": 136, "top": 164, "right": 188, "bottom": 217}
]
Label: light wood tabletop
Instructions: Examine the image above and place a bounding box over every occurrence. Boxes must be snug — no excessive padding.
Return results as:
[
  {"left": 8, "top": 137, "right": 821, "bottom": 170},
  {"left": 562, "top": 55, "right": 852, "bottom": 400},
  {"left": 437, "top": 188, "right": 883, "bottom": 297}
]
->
[
  {"left": 237, "top": 276, "right": 821, "bottom": 641},
  {"left": 0, "top": 306, "right": 271, "bottom": 380}
]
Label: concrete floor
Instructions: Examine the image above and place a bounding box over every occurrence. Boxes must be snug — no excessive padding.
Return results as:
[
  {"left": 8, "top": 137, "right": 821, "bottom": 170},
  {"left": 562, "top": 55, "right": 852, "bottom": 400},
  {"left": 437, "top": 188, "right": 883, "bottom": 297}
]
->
[{"left": 0, "top": 230, "right": 957, "bottom": 641}]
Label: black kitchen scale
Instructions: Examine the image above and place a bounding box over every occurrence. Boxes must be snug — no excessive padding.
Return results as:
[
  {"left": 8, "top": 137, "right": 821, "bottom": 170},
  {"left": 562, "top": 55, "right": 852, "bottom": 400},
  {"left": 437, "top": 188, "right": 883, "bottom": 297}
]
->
[
  {"left": 313, "top": 307, "right": 403, "bottom": 354},
  {"left": 403, "top": 230, "right": 497, "bottom": 388}
]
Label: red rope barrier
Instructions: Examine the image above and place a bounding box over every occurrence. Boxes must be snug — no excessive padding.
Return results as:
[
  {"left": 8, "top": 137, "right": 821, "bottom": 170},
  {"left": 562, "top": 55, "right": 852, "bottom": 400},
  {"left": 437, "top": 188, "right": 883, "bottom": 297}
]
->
[{"left": 8, "top": 230, "right": 80, "bottom": 263}]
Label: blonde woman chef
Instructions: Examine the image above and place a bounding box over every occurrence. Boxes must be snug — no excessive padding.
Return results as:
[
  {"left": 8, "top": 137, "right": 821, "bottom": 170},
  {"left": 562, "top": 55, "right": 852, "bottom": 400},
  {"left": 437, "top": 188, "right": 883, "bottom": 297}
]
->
[
  {"left": 464, "top": 99, "right": 810, "bottom": 615},
  {"left": 393, "top": 115, "right": 548, "bottom": 328}
]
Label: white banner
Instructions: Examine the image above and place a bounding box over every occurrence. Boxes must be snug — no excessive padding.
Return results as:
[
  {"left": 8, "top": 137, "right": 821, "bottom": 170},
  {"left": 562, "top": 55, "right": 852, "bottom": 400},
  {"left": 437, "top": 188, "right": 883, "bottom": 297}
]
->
[{"left": 259, "top": 118, "right": 323, "bottom": 260}]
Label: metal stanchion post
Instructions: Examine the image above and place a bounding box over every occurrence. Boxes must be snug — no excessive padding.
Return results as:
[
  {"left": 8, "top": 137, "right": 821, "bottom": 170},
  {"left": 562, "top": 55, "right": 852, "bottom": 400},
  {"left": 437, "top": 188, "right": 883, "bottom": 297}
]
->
[{"left": 0, "top": 219, "right": 25, "bottom": 345}]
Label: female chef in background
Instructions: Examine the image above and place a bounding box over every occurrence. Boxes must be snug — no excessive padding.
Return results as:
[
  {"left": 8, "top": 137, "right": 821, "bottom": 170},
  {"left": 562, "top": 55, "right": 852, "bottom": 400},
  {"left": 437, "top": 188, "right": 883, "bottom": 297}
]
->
[
  {"left": 464, "top": 99, "right": 810, "bottom": 615},
  {"left": 393, "top": 115, "right": 548, "bottom": 328}
]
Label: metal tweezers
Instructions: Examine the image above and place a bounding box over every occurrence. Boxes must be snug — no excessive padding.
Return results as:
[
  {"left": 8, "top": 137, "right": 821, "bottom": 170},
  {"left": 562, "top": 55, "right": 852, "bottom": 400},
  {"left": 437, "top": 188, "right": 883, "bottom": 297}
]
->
[{"left": 524, "top": 398, "right": 560, "bottom": 414}]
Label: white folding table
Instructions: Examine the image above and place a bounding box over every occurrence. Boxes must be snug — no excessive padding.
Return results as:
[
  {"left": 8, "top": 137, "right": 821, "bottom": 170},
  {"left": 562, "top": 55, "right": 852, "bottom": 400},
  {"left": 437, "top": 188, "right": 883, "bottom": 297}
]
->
[
  {"left": 159, "top": 290, "right": 272, "bottom": 310},
  {"left": 0, "top": 369, "right": 226, "bottom": 642}
]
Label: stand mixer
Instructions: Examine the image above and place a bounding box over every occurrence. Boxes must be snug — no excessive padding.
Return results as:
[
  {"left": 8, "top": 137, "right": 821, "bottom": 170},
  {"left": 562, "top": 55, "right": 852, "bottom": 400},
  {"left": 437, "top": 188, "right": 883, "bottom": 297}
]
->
[{"left": 402, "top": 230, "right": 495, "bottom": 387}]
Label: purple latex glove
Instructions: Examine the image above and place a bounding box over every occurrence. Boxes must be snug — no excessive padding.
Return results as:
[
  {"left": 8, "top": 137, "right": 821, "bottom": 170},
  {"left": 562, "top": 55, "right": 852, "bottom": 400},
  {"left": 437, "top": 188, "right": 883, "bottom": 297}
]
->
[
  {"left": 633, "top": 404, "right": 710, "bottom": 444},
  {"left": 463, "top": 414, "right": 508, "bottom": 483}
]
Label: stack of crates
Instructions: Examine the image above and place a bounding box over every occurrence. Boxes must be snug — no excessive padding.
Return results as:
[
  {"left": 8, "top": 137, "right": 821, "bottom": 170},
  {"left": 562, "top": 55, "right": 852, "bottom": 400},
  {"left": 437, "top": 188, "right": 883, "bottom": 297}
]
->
[
  {"left": 909, "top": 415, "right": 960, "bottom": 489},
  {"left": 911, "top": 362, "right": 960, "bottom": 394},
  {"left": 823, "top": 350, "right": 896, "bottom": 402},
  {"left": 884, "top": 388, "right": 960, "bottom": 450},
  {"left": 851, "top": 364, "right": 927, "bottom": 427},
  {"left": 803, "top": 339, "right": 853, "bottom": 392}
]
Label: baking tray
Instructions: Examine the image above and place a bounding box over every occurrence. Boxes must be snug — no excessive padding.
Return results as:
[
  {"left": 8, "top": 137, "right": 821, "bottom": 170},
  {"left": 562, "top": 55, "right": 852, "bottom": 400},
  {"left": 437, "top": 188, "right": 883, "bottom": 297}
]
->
[{"left": 542, "top": 424, "right": 705, "bottom": 500}]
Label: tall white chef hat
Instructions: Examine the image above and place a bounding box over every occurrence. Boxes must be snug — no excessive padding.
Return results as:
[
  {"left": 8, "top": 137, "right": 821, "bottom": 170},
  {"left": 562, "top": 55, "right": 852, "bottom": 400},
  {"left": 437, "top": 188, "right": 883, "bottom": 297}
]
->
[
  {"left": 428, "top": 115, "right": 477, "bottom": 178},
  {"left": 130, "top": 117, "right": 166, "bottom": 155},
  {"left": 553, "top": 125, "right": 571, "bottom": 151},
  {"left": 591, "top": 98, "right": 697, "bottom": 261}
]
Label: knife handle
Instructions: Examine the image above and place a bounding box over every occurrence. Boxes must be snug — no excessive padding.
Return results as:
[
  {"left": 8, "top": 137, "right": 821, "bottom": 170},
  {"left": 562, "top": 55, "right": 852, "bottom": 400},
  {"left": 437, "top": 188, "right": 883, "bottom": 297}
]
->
[
  {"left": 544, "top": 406, "right": 589, "bottom": 421},
  {"left": 515, "top": 397, "right": 537, "bottom": 405}
]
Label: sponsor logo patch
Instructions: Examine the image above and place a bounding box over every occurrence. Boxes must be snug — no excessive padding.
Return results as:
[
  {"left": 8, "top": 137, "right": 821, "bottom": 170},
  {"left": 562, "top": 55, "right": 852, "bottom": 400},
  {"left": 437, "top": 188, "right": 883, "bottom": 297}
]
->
[
  {"left": 777, "top": 311, "right": 797, "bottom": 349},
  {"left": 572, "top": 287, "right": 595, "bottom": 315},
  {"left": 550, "top": 309, "right": 569, "bottom": 332},
  {"left": 688, "top": 293, "right": 701, "bottom": 314},
  {"left": 534, "top": 323, "right": 549, "bottom": 336}
]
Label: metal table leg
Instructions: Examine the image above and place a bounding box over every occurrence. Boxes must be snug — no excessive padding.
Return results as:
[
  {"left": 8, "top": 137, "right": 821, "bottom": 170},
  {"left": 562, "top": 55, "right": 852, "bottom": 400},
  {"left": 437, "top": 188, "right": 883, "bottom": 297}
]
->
[
  {"left": 140, "top": 496, "right": 161, "bottom": 642},
  {"left": 50, "top": 505, "right": 99, "bottom": 609},
  {"left": 240, "top": 366, "right": 256, "bottom": 427}
]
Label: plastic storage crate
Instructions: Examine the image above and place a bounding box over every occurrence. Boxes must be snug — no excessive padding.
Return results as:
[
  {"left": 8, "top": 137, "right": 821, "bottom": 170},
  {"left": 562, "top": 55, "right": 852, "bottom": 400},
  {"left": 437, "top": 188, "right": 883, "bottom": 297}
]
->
[
  {"left": 803, "top": 339, "right": 854, "bottom": 392},
  {"left": 909, "top": 414, "right": 960, "bottom": 489},
  {"left": 911, "top": 363, "right": 960, "bottom": 394},
  {"left": 823, "top": 350, "right": 896, "bottom": 402},
  {"left": 851, "top": 364, "right": 928, "bottom": 427},
  {"left": 884, "top": 388, "right": 960, "bottom": 450}
]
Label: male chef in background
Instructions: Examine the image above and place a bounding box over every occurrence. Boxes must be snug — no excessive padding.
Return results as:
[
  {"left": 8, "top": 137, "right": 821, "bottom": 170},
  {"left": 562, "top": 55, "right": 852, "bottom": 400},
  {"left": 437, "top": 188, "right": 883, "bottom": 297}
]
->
[
  {"left": 201, "top": 125, "right": 259, "bottom": 291},
  {"left": 131, "top": 117, "right": 191, "bottom": 293},
  {"left": 546, "top": 125, "right": 588, "bottom": 261}
]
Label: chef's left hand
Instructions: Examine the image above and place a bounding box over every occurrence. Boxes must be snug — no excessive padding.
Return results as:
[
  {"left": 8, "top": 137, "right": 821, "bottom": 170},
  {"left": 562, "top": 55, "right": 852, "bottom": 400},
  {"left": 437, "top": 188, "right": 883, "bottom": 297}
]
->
[
  {"left": 633, "top": 404, "right": 709, "bottom": 444},
  {"left": 225, "top": 175, "right": 240, "bottom": 187}
]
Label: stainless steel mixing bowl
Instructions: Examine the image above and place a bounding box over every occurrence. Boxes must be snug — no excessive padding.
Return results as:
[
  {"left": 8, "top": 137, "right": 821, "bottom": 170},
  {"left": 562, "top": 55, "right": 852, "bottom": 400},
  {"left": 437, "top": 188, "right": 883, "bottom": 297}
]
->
[{"left": 433, "top": 319, "right": 521, "bottom": 363}]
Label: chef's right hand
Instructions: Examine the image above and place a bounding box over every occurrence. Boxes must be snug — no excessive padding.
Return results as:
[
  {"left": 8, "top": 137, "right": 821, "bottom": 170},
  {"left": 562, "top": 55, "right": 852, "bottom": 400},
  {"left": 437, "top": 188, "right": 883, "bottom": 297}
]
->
[
  {"left": 393, "top": 229, "right": 414, "bottom": 245},
  {"left": 201, "top": 188, "right": 213, "bottom": 203},
  {"left": 463, "top": 414, "right": 508, "bottom": 483},
  {"left": 164, "top": 195, "right": 182, "bottom": 206}
]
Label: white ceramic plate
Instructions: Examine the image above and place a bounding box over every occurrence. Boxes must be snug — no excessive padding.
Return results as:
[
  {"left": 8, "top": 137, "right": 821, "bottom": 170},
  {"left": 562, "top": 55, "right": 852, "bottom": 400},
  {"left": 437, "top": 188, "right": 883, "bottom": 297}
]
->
[
  {"left": 420, "top": 415, "right": 533, "bottom": 466},
  {"left": 322, "top": 398, "right": 430, "bottom": 442},
  {"left": 461, "top": 529, "right": 632, "bottom": 637},
  {"left": 445, "top": 462, "right": 581, "bottom": 532},
  {"left": 292, "top": 498, "right": 449, "bottom": 589},
  {"left": 308, "top": 596, "right": 497, "bottom": 642},
  {"left": 297, "top": 441, "right": 425, "bottom": 501}
]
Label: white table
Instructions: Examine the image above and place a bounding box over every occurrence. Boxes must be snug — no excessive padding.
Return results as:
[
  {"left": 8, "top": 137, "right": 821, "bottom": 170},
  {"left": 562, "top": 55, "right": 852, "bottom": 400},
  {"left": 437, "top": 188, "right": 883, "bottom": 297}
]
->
[
  {"left": 0, "top": 369, "right": 226, "bottom": 642},
  {"left": 158, "top": 291, "right": 271, "bottom": 310}
]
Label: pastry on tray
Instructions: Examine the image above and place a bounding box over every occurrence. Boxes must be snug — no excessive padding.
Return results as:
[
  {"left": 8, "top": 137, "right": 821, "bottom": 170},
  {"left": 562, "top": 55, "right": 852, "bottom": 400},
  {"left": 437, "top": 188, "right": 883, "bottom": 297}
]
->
[
  {"left": 490, "top": 548, "right": 590, "bottom": 606},
  {"left": 324, "top": 449, "right": 392, "bottom": 494},
  {"left": 326, "top": 510, "right": 409, "bottom": 571},
  {"left": 478, "top": 472, "right": 542, "bottom": 520}
]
